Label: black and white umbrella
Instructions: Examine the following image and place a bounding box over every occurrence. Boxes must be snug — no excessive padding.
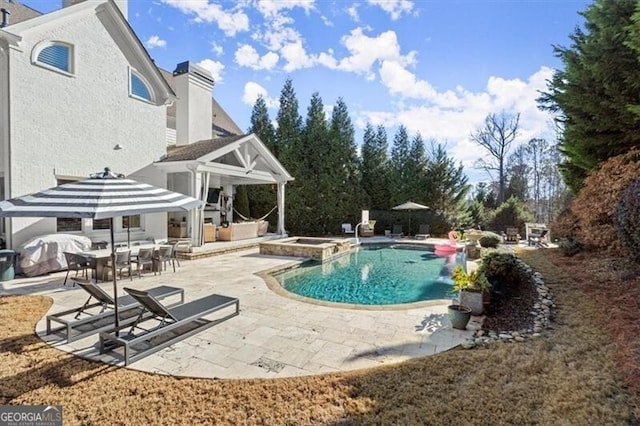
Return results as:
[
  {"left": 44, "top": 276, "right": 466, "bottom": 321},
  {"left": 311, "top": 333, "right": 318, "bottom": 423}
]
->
[{"left": 0, "top": 168, "right": 203, "bottom": 331}]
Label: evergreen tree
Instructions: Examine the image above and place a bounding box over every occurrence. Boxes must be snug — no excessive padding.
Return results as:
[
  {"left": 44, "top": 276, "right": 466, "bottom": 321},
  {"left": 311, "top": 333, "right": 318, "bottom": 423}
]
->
[
  {"left": 389, "top": 126, "right": 412, "bottom": 204},
  {"left": 275, "top": 79, "right": 304, "bottom": 233},
  {"left": 360, "top": 124, "right": 391, "bottom": 210},
  {"left": 328, "top": 99, "right": 361, "bottom": 227},
  {"left": 424, "top": 143, "right": 470, "bottom": 225},
  {"left": 407, "top": 133, "right": 428, "bottom": 203},
  {"left": 246, "top": 96, "right": 278, "bottom": 227},
  {"left": 538, "top": 0, "right": 640, "bottom": 191}
]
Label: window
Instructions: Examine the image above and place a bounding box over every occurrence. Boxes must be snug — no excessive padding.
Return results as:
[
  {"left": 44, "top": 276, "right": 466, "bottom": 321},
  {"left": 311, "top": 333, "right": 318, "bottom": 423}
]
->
[
  {"left": 123, "top": 215, "right": 141, "bottom": 229},
  {"left": 33, "top": 41, "right": 74, "bottom": 75},
  {"left": 129, "top": 69, "right": 153, "bottom": 102}
]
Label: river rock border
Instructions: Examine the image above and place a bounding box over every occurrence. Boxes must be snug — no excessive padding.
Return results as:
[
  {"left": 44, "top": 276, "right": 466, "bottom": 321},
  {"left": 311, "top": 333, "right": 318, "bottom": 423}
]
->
[{"left": 461, "top": 258, "right": 554, "bottom": 349}]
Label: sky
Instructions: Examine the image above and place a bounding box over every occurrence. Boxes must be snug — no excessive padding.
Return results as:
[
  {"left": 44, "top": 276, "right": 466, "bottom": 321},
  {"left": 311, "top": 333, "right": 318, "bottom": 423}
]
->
[{"left": 22, "top": 0, "right": 591, "bottom": 182}]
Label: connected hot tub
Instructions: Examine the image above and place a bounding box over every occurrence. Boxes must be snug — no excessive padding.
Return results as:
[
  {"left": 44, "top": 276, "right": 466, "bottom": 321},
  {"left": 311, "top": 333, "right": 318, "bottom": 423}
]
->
[{"left": 259, "top": 237, "right": 352, "bottom": 262}]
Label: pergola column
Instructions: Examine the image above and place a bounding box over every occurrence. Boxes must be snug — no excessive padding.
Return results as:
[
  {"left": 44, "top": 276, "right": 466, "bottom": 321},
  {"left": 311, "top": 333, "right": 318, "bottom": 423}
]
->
[{"left": 277, "top": 182, "right": 286, "bottom": 235}]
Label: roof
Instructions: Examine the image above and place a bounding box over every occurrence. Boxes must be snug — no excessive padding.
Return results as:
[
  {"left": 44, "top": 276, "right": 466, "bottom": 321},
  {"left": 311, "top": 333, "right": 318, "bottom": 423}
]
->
[
  {"left": 160, "top": 68, "right": 243, "bottom": 137},
  {"left": 0, "top": 0, "right": 42, "bottom": 25},
  {"left": 161, "top": 135, "right": 247, "bottom": 162}
]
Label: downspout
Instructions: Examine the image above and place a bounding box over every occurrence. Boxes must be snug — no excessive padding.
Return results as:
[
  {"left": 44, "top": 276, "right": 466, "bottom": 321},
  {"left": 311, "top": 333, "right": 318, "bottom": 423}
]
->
[{"left": 0, "top": 40, "right": 11, "bottom": 248}]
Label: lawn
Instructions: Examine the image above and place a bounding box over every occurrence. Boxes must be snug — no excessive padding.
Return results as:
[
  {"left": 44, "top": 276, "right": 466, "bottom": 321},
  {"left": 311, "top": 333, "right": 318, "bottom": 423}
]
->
[{"left": 0, "top": 249, "right": 637, "bottom": 425}]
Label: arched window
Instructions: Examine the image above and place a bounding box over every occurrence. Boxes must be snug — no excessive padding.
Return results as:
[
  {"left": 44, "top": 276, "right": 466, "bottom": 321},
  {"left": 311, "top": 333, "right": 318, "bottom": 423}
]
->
[
  {"left": 129, "top": 69, "right": 154, "bottom": 102},
  {"left": 33, "top": 41, "right": 74, "bottom": 74}
]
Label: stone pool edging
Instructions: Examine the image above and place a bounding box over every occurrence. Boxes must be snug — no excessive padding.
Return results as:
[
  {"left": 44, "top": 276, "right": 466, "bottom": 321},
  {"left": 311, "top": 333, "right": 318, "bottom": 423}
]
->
[{"left": 461, "top": 259, "right": 555, "bottom": 349}]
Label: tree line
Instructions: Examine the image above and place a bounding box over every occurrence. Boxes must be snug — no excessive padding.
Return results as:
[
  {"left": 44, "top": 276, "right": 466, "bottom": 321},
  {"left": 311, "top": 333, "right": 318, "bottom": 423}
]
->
[{"left": 234, "top": 79, "right": 470, "bottom": 236}]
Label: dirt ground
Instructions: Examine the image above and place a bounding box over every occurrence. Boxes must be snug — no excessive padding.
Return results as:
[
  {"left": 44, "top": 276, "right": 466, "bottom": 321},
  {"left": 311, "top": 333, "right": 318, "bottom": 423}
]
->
[{"left": 0, "top": 249, "right": 637, "bottom": 425}]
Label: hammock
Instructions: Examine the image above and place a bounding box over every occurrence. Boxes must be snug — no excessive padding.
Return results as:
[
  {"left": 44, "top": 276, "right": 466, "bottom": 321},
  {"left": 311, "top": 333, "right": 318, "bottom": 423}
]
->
[{"left": 233, "top": 205, "right": 277, "bottom": 222}]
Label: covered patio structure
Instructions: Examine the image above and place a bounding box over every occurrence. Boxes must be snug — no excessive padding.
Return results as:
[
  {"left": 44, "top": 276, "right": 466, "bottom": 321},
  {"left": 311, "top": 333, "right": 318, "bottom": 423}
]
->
[{"left": 155, "top": 134, "right": 294, "bottom": 247}]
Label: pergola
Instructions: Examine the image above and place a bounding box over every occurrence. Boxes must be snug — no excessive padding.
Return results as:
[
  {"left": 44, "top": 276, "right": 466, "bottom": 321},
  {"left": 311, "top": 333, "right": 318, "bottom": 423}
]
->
[{"left": 155, "top": 134, "right": 294, "bottom": 246}]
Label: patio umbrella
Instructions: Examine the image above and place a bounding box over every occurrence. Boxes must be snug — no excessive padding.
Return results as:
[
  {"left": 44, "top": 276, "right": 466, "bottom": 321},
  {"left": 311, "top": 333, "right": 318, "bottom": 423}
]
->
[
  {"left": 392, "top": 201, "right": 430, "bottom": 235},
  {"left": 0, "top": 167, "right": 203, "bottom": 332}
]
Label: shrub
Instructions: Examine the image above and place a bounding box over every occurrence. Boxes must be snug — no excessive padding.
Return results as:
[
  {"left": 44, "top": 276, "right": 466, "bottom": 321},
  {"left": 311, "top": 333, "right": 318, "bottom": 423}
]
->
[
  {"left": 550, "top": 206, "right": 580, "bottom": 241},
  {"left": 479, "top": 232, "right": 501, "bottom": 248},
  {"left": 485, "top": 196, "right": 535, "bottom": 237},
  {"left": 572, "top": 148, "right": 640, "bottom": 253},
  {"left": 478, "top": 252, "right": 529, "bottom": 298},
  {"left": 558, "top": 238, "right": 582, "bottom": 257},
  {"left": 614, "top": 179, "right": 640, "bottom": 264}
]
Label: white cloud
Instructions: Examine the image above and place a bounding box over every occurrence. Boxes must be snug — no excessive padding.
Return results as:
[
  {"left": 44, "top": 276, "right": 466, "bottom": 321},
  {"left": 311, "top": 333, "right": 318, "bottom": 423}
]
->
[
  {"left": 234, "top": 44, "right": 279, "bottom": 70},
  {"left": 367, "top": 0, "right": 414, "bottom": 20},
  {"left": 161, "top": 0, "right": 249, "bottom": 36},
  {"left": 197, "top": 59, "right": 225, "bottom": 83},
  {"left": 347, "top": 5, "right": 359, "bottom": 22},
  {"left": 210, "top": 42, "right": 224, "bottom": 56},
  {"left": 358, "top": 66, "right": 558, "bottom": 175},
  {"left": 281, "top": 40, "right": 315, "bottom": 72},
  {"left": 335, "top": 28, "right": 416, "bottom": 79},
  {"left": 242, "top": 81, "right": 279, "bottom": 107},
  {"left": 145, "top": 35, "right": 166, "bottom": 49},
  {"left": 256, "top": 0, "right": 315, "bottom": 19}
]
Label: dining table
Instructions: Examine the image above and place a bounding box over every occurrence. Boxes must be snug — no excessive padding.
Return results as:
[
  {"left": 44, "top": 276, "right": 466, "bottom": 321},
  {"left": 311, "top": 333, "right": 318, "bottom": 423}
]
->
[{"left": 79, "top": 244, "right": 171, "bottom": 281}]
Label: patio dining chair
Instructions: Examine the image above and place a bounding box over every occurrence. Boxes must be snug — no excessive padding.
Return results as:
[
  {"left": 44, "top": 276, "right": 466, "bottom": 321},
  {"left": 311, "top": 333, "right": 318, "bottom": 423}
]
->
[
  {"left": 104, "top": 250, "right": 133, "bottom": 282},
  {"left": 63, "top": 252, "right": 89, "bottom": 286},
  {"left": 131, "top": 247, "right": 156, "bottom": 278},
  {"left": 155, "top": 245, "right": 175, "bottom": 273}
]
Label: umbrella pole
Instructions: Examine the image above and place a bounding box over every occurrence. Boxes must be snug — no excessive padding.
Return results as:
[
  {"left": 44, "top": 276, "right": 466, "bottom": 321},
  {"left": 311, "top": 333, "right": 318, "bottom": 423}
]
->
[
  {"left": 126, "top": 216, "right": 130, "bottom": 248},
  {"left": 110, "top": 218, "right": 120, "bottom": 336}
]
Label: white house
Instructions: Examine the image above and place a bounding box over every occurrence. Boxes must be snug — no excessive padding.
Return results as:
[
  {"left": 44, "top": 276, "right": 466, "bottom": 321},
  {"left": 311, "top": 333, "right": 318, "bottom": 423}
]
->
[{"left": 0, "top": 0, "right": 292, "bottom": 250}]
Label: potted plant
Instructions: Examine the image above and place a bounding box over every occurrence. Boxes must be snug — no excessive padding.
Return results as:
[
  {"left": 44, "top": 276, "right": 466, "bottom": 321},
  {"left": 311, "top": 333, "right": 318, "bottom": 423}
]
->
[
  {"left": 451, "top": 265, "right": 491, "bottom": 315},
  {"left": 447, "top": 304, "right": 472, "bottom": 330}
]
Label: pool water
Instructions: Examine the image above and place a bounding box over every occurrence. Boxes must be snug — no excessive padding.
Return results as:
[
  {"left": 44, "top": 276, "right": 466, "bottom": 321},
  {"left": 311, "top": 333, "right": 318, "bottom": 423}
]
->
[{"left": 275, "top": 245, "right": 463, "bottom": 305}]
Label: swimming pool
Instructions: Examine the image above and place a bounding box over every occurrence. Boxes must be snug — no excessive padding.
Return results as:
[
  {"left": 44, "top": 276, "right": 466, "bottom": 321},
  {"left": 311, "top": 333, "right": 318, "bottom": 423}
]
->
[{"left": 273, "top": 245, "right": 463, "bottom": 306}]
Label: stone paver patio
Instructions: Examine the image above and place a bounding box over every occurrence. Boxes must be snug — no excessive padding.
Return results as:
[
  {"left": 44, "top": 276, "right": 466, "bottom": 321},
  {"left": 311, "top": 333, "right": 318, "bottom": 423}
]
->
[{"left": 0, "top": 242, "right": 479, "bottom": 379}]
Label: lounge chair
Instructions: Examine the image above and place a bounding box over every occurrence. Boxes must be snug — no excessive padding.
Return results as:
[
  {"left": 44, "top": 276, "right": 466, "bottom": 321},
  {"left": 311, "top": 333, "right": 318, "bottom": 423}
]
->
[
  {"left": 389, "top": 224, "right": 404, "bottom": 238},
  {"left": 414, "top": 224, "right": 431, "bottom": 240},
  {"left": 503, "top": 227, "right": 520, "bottom": 244},
  {"left": 359, "top": 220, "right": 376, "bottom": 237},
  {"left": 99, "top": 288, "right": 239, "bottom": 365},
  {"left": 46, "top": 279, "right": 184, "bottom": 343},
  {"left": 528, "top": 229, "right": 549, "bottom": 247},
  {"left": 341, "top": 223, "right": 355, "bottom": 236}
]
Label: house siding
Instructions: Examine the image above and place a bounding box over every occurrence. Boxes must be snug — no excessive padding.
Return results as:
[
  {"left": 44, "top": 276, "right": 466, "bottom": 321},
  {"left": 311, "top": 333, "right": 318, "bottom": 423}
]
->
[{"left": 6, "top": 10, "right": 166, "bottom": 248}]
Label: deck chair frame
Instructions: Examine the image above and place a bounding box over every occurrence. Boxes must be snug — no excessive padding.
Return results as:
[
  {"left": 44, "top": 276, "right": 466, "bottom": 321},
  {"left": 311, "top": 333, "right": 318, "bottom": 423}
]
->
[
  {"left": 414, "top": 224, "right": 431, "bottom": 240},
  {"left": 389, "top": 224, "right": 404, "bottom": 238},
  {"left": 99, "top": 288, "right": 239, "bottom": 365},
  {"left": 46, "top": 279, "right": 184, "bottom": 343}
]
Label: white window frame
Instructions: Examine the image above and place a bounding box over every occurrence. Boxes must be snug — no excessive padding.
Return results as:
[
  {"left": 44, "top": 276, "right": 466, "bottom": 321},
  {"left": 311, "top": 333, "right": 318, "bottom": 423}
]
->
[
  {"left": 32, "top": 41, "right": 75, "bottom": 77},
  {"left": 128, "top": 67, "right": 154, "bottom": 104}
]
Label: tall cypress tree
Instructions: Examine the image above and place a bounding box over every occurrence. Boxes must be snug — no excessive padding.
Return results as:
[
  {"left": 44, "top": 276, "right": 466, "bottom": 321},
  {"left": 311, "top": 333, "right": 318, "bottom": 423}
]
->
[
  {"left": 275, "top": 78, "right": 303, "bottom": 233},
  {"left": 389, "top": 126, "right": 412, "bottom": 204},
  {"left": 425, "top": 143, "right": 470, "bottom": 224},
  {"left": 407, "top": 133, "right": 428, "bottom": 203},
  {"left": 329, "top": 98, "right": 361, "bottom": 227},
  {"left": 538, "top": 0, "right": 640, "bottom": 191},
  {"left": 246, "top": 95, "right": 278, "bottom": 226}
]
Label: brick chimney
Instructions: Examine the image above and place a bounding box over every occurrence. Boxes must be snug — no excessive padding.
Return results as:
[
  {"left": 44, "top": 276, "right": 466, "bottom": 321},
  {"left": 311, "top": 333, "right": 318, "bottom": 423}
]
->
[
  {"left": 63, "top": 0, "right": 128, "bottom": 20},
  {"left": 173, "top": 61, "right": 214, "bottom": 146}
]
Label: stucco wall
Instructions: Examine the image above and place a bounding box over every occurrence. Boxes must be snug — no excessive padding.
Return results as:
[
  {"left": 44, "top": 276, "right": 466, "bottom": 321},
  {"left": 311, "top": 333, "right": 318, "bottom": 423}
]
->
[{"left": 6, "top": 10, "right": 166, "bottom": 249}]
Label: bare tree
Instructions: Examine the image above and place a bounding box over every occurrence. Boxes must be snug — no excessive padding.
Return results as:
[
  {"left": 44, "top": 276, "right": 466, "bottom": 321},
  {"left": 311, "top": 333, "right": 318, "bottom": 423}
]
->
[{"left": 470, "top": 112, "right": 520, "bottom": 204}]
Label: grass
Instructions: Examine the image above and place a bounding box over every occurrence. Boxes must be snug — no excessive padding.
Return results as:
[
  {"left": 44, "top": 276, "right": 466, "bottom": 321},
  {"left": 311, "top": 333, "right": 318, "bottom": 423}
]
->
[{"left": 0, "top": 249, "right": 637, "bottom": 424}]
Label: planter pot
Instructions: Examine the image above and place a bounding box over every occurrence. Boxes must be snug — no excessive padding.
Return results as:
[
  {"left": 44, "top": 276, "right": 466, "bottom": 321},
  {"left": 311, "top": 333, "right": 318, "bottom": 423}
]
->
[
  {"left": 447, "top": 304, "right": 472, "bottom": 330},
  {"left": 460, "top": 290, "right": 485, "bottom": 315}
]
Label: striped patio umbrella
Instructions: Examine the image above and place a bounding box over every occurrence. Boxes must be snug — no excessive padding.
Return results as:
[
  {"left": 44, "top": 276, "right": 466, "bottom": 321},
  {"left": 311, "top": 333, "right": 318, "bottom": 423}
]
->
[{"left": 0, "top": 168, "right": 203, "bottom": 332}]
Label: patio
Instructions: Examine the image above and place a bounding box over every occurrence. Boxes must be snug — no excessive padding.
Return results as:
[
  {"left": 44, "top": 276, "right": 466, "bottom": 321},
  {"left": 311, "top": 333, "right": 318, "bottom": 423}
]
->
[{"left": 0, "top": 242, "right": 477, "bottom": 379}]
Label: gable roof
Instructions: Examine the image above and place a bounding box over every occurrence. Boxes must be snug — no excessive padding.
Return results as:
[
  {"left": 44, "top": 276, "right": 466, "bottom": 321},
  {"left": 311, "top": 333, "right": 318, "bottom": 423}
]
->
[
  {"left": 157, "top": 134, "right": 293, "bottom": 184},
  {"left": 159, "top": 68, "right": 243, "bottom": 137},
  {"left": 0, "top": 1, "right": 175, "bottom": 106},
  {"left": 162, "top": 135, "right": 247, "bottom": 162},
  {"left": 0, "top": 0, "right": 42, "bottom": 26}
]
